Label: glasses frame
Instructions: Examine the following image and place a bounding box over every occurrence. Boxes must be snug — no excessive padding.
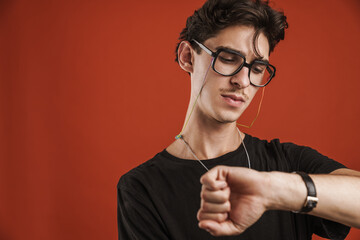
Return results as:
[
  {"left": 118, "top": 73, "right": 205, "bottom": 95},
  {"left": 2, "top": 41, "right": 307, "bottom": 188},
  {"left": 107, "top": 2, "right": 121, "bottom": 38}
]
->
[{"left": 192, "top": 39, "right": 276, "bottom": 87}]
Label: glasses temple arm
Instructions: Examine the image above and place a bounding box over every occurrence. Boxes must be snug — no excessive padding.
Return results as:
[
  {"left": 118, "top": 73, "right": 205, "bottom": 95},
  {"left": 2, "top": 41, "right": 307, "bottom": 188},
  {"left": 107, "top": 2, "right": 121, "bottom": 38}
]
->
[{"left": 192, "top": 39, "right": 213, "bottom": 56}]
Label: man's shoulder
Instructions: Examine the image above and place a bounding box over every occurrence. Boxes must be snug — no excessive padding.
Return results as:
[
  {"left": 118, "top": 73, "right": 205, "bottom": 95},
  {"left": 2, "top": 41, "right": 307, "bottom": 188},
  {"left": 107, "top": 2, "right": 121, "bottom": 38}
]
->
[
  {"left": 249, "top": 134, "right": 318, "bottom": 158},
  {"left": 119, "top": 151, "right": 162, "bottom": 177},
  {"left": 246, "top": 133, "right": 298, "bottom": 150},
  {"left": 117, "top": 149, "right": 175, "bottom": 190},
  {"left": 245, "top": 134, "right": 312, "bottom": 171},
  {"left": 247, "top": 133, "right": 346, "bottom": 173}
]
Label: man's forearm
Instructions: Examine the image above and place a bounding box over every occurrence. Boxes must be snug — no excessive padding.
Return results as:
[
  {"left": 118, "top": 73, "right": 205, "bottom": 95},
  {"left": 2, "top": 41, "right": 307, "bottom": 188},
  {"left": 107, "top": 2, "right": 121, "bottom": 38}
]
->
[{"left": 267, "top": 171, "right": 360, "bottom": 228}]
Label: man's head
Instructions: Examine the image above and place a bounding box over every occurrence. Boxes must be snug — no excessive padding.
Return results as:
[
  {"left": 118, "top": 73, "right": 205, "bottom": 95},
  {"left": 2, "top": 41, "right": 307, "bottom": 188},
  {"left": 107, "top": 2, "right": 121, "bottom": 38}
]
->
[
  {"left": 175, "top": 0, "right": 288, "bottom": 125},
  {"left": 175, "top": 0, "right": 288, "bottom": 62}
]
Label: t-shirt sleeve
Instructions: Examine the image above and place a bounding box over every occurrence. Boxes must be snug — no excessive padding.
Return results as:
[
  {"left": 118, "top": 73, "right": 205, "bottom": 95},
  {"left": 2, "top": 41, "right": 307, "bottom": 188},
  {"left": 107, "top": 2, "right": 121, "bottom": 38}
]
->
[
  {"left": 282, "top": 143, "right": 347, "bottom": 174},
  {"left": 282, "top": 143, "right": 350, "bottom": 239},
  {"left": 117, "top": 173, "right": 169, "bottom": 240}
]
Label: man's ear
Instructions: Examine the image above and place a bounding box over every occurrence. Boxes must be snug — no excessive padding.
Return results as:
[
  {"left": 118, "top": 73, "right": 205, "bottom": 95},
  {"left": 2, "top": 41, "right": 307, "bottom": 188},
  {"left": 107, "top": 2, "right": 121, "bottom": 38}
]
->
[{"left": 178, "top": 41, "right": 194, "bottom": 74}]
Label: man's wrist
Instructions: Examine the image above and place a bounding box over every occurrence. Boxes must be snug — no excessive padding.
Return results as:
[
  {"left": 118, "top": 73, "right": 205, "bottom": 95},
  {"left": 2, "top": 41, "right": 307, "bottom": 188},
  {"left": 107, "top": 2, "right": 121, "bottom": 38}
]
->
[
  {"left": 292, "top": 172, "right": 318, "bottom": 213},
  {"left": 265, "top": 172, "right": 308, "bottom": 212}
]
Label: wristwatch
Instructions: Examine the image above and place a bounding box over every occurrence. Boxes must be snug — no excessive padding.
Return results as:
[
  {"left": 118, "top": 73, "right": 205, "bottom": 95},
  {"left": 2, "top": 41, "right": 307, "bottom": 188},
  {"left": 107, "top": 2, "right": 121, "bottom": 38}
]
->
[{"left": 293, "top": 171, "right": 318, "bottom": 213}]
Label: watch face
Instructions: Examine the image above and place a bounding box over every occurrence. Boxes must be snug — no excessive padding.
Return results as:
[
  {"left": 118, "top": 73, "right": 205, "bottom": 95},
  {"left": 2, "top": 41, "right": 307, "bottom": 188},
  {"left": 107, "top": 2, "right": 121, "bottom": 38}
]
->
[
  {"left": 305, "top": 196, "right": 318, "bottom": 210},
  {"left": 308, "top": 200, "right": 317, "bottom": 208}
]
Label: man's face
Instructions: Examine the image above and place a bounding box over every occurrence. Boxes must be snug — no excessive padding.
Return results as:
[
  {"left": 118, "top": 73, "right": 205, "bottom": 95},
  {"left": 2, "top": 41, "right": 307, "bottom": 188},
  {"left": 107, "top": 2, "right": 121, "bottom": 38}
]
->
[{"left": 191, "top": 25, "right": 270, "bottom": 124}]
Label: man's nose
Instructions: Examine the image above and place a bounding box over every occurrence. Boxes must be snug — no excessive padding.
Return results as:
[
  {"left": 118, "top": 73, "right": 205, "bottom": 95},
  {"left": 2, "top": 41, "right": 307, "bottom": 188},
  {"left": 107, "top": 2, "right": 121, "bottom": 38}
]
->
[{"left": 230, "top": 67, "right": 250, "bottom": 88}]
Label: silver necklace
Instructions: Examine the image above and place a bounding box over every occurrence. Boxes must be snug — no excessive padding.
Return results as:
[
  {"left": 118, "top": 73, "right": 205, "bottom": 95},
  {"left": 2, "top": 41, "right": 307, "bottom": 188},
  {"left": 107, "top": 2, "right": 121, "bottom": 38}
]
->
[{"left": 178, "top": 128, "right": 251, "bottom": 171}]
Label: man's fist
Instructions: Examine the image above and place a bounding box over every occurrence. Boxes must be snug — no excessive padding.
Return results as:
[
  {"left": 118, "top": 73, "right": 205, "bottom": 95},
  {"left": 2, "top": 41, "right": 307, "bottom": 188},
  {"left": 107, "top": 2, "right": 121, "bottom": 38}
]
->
[{"left": 197, "top": 166, "right": 270, "bottom": 236}]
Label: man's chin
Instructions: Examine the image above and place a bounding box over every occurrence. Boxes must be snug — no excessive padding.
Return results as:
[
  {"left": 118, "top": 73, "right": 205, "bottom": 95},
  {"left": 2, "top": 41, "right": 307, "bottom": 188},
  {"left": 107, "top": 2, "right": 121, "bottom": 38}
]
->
[{"left": 214, "top": 115, "right": 240, "bottom": 124}]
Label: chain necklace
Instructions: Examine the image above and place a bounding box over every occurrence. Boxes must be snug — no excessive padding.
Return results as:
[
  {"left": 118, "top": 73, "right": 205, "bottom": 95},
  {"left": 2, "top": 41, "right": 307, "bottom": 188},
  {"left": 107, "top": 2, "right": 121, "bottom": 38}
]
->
[{"left": 178, "top": 128, "right": 251, "bottom": 171}]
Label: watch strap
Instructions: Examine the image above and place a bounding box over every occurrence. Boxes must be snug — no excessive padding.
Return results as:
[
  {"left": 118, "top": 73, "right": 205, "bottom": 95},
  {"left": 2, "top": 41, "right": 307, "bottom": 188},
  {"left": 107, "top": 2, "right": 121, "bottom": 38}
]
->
[{"left": 293, "top": 171, "right": 318, "bottom": 213}]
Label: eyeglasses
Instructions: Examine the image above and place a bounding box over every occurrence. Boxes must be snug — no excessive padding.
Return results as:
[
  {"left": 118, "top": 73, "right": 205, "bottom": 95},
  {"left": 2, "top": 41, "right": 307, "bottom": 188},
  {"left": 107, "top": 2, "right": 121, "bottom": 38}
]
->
[{"left": 192, "top": 39, "right": 276, "bottom": 87}]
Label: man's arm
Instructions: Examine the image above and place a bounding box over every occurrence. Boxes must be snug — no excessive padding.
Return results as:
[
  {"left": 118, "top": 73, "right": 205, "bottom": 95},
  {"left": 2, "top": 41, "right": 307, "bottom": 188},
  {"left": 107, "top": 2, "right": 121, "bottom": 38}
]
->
[{"left": 197, "top": 166, "right": 360, "bottom": 236}]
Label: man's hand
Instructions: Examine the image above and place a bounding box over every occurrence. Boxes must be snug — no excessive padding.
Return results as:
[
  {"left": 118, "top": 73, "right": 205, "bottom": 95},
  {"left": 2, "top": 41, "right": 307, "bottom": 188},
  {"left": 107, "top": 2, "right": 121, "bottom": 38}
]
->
[
  {"left": 198, "top": 166, "right": 360, "bottom": 236},
  {"left": 197, "top": 166, "right": 271, "bottom": 236}
]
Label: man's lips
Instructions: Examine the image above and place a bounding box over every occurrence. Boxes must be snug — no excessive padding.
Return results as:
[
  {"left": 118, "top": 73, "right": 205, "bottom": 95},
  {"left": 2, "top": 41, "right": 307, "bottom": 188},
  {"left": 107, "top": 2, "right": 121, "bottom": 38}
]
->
[
  {"left": 221, "top": 94, "right": 246, "bottom": 107},
  {"left": 221, "top": 94, "right": 245, "bottom": 102}
]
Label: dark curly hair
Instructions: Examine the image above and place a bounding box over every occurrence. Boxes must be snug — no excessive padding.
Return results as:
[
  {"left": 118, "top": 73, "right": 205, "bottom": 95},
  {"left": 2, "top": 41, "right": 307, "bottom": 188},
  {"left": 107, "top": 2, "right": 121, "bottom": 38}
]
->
[{"left": 175, "top": 0, "right": 288, "bottom": 62}]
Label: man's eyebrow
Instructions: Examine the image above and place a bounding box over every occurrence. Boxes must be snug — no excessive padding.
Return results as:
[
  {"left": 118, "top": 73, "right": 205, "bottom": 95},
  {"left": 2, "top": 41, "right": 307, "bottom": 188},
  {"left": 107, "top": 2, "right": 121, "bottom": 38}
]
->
[
  {"left": 215, "top": 45, "right": 269, "bottom": 63},
  {"left": 257, "top": 58, "right": 269, "bottom": 64},
  {"left": 215, "top": 46, "right": 245, "bottom": 55}
]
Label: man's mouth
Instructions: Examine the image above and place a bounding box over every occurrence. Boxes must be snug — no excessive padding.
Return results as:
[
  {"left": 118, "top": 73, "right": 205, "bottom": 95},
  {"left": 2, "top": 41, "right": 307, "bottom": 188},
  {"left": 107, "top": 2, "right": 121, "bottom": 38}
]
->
[
  {"left": 221, "top": 94, "right": 246, "bottom": 108},
  {"left": 221, "top": 94, "right": 245, "bottom": 102}
]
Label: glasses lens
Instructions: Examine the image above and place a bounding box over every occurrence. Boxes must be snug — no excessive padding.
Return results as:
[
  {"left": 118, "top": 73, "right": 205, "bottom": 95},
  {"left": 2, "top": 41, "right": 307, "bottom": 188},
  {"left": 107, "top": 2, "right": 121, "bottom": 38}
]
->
[
  {"left": 250, "top": 62, "right": 274, "bottom": 86},
  {"left": 214, "top": 50, "right": 244, "bottom": 76}
]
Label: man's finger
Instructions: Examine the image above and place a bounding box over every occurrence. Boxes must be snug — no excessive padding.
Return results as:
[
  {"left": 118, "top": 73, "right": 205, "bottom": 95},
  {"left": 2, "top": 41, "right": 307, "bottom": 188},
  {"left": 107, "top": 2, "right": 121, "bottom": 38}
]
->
[
  {"left": 201, "top": 186, "right": 230, "bottom": 203},
  {"left": 200, "top": 199, "right": 231, "bottom": 213},
  {"left": 198, "top": 219, "right": 244, "bottom": 236},
  {"left": 200, "top": 166, "right": 228, "bottom": 190},
  {"left": 197, "top": 210, "right": 228, "bottom": 222}
]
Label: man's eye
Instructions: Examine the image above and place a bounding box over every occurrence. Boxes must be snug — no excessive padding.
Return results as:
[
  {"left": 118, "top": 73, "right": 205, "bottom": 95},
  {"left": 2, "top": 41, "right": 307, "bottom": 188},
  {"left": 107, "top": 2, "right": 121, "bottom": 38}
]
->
[
  {"left": 219, "top": 56, "right": 235, "bottom": 63},
  {"left": 252, "top": 64, "right": 266, "bottom": 74},
  {"left": 252, "top": 68, "right": 263, "bottom": 74}
]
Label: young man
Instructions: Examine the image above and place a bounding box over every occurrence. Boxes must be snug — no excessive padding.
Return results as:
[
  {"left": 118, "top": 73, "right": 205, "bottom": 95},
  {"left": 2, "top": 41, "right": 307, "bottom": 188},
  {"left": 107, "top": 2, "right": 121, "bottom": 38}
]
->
[{"left": 117, "top": 0, "right": 360, "bottom": 239}]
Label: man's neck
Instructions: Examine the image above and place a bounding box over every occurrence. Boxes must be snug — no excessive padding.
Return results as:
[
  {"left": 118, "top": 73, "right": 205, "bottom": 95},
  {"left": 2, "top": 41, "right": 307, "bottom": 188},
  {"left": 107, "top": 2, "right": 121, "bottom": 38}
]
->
[{"left": 167, "top": 112, "right": 243, "bottom": 160}]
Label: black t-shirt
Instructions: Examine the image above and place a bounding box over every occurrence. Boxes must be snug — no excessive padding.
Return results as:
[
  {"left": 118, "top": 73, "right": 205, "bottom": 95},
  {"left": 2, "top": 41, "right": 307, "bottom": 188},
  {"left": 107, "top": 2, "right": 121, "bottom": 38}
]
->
[{"left": 117, "top": 134, "right": 350, "bottom": 240}]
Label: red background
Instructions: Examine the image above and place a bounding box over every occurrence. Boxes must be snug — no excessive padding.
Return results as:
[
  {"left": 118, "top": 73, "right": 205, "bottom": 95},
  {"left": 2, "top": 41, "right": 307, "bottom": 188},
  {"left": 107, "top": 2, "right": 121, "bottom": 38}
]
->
[{"left": 1, "top": 0, "right": 359, "bottom": 239}]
